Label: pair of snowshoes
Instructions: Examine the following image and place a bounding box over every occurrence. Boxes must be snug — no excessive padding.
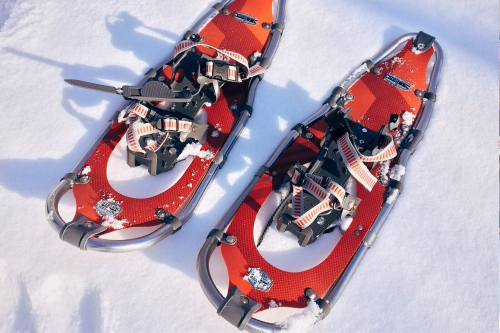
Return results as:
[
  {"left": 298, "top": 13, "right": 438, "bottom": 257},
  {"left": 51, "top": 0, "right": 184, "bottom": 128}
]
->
[{"left": 46, "top": 0, "right": 443, "bottom": 330}]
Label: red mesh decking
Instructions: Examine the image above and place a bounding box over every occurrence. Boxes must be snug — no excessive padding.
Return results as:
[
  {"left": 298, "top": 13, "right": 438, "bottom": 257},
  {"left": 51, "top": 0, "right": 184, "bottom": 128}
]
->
[
  {"left": 220, "top": 41, "right": 434, "bottom": 311},
  {"left": 72, "top": 0, "right": 274, "bottom": 229}
]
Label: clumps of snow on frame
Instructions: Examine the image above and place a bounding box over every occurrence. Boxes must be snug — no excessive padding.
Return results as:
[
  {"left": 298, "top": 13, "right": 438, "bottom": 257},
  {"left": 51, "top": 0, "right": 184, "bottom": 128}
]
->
[
  {"left": 117, "top": 108, "right": 129, "bottom": 123},
  {"left": 101, "top": 215, "right": 129, "bottom": 230},
  {"left": 389, "top": 164, "right": 406, "bottom": 181},
  {"left": 338, "top": 216, "right": 353, "bottom": 233},
  {"left": 176, "top": 142, "right": 214, "bottom": 161},
  {"left": 269, "top": 300, "right": 281, "bottom": 308},
  {"left": 391, "top": 56, "right": 406, "bottom": 65},
  {"left": 339, "top": 63, "right": 369, "bottom": 89},
  {"left": 277, "top": 181, "right": 291, "bottom": 201},
  {"left": 386, "top": 188, "right": 399, "bottom": 204},
  {"left": 81, "top": 166, "right": 91, "bottom": 175},
  {"left": 411, "top": 46, "right": 424, "bottom": 55},
  {"left": 278, "top": 300, "right": 323, "bottom": 332},
  {"left": 384, "top": 164, "right": 405, "bottom": 204},
  {"left": 378, "top": 160, "right": 391, "bottom": 180},
  {"left": 401, "top": 111, "right": 416, "bottom": 127}
]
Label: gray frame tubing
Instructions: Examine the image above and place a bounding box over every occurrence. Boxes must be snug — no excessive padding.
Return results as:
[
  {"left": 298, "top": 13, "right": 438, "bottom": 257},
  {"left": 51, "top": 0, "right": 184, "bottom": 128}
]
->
[
  {"left": 197, "top": 33, "right": 443, "bottom": 332},
  {"left": 46, "top": 0, "right": 287, "bottom": 253}
]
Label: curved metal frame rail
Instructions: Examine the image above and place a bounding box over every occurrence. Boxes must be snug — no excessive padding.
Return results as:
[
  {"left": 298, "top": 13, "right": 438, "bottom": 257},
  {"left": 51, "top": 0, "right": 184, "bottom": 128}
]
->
[
  {"left": 197, "top": 32, "right": 443, "bottom": 332},
  {"left": 46, "top": 0, "right": 288, "bottom": 253}
]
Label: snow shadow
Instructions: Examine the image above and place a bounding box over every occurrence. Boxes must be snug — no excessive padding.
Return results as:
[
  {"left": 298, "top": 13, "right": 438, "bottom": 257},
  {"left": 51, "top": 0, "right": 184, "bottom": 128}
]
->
[
  {"left": 140, "top": 79, "right": 326, "bottom": 280},
  {"left": 105, "top": 11, "right": 178, "bottom": 65},
  {"left": 77, "top": 286, "right": 103, "bottom": 333},
  {"left": 13, "top": 277, "right": 36, "bottom": 332},
  {"left": 0, "top": 0, "right": 16, "bottom": 31},
  {"left": 345, "top": 1, "right": 495, "bottom": 70},
  {"left": 0, "top": 12, "right": 178, "bottom": 199}
]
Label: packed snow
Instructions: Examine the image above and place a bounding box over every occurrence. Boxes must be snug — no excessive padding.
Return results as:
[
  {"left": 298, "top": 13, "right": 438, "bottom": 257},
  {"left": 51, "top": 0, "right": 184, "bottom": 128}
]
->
[
  {"left": 0, "top": 0, "right": 497, "bottom": 332},
  {"left": 385, "top": 189, "right": 400, "bottom": 205},
  {"left": 279, "top": 300, "right": 324, "bottom": 332},
  {"left": 389, "top": 164, "right": 406, "bottom": 181}
]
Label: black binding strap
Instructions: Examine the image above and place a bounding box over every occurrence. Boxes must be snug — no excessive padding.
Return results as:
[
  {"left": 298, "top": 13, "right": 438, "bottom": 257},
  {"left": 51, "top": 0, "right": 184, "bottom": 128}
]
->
[
  {"left": 415, "top": 89, "right": 437, "bottom": 102},
  {"left": 155, "top": 209, "right": 182, "bottom": 233},
  {"left": 325, "top": 86, "right": 345, "bottom": 108},
  {"left": 61, "top": 173, "right": 90, "bottom": 184},
  {"left": 239, "top": 104, "right": 253, "bottom": 116},
  {"left": 401, "top": 129, "right": 424, "bottom": 154},
  {"left": 212, "top": 2, "right": 230, "bottom": 15},
  {"left": 255, "top": 165, "right": 268, "bottom": 177},
  {"left": 207, "top": 229, "right": 237, "bottom": 245},
  {"left": 262, "top": 22, "right": 284, "bottom": 33},
  {"left": 217, "top": 286, "right": 261, "bottom": 330},
  {"left": 413, "top": 31, "right": 435, "bottom": 53},
  {"left": 59, "top": 215, "right": 106, "bottom": 250},
  {"left": 388, "top": 179, "right": 404, "bottom": 193},
  {"left": 304, "top": 288, "right": 331, "bottom": 320}
]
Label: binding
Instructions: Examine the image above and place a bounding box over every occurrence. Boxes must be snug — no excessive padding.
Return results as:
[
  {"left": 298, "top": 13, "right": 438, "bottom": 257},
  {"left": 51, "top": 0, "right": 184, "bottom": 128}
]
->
[{"left": 269, "top": 110, "right": 399, "bottom": 246}]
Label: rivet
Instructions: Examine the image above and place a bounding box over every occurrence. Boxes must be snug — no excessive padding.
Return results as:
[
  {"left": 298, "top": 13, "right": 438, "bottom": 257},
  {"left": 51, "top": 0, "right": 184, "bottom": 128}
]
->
[
  {"left": 229, "top": 102, "right": 238, "bottom": 111},
  {"left": 354, "top": 230, "right": 360, "bottom": 236},
  {"left": 418, "top": 43, "right": 425, "bottom": 50},
  {"left": 373, "top": 67, "right": 382, "bottom": 75},
  {"left": 305, "top": 288, "right": 317, "bottom": 300},
  {"left": 169, "top": 147, "right": 177, "bottom": 154},
  {"left": 357, "top": 225, "right": 363, "bottom": 230},
  {"left": 156, "top": 209, "right": 167, "bottom": 219},
  {"left": 158, "top": 76, "right": 165, "bottom": 82},
  {"left": 192, "top": 126, "right": 197, "bottom": 132},
  {"left": 239, "top": 296, "right": 249, "bottom": 305},
  {"left": 222, "top": 8, "right": 230, "bottom": 15},
  {"left": 83, "top": 222, "right": 93, "bottom": 228},
  {"left": 225, "top": 235, "right": 237, "bottom": 245},
  {"left": 305, "top": 132, "right": 314, "bottom": 139},
  {"left": 316, "top": 217, "right": 325, "bottom": 225},
  {"left": 79, "top": 175, "right": 90, "bottom": 183},
  {"left": 380, "top": 176, "right": 389, "bottom": 185}
]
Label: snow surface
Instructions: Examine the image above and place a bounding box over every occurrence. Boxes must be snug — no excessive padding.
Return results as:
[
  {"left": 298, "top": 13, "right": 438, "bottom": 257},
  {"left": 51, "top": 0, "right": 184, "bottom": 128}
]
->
[{"left": 0, "top": 0, "right": 498, "bottom": 332}]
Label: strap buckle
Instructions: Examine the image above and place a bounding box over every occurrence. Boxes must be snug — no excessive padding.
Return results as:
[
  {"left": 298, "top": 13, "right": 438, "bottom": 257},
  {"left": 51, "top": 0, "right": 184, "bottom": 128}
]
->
[{"left": 205, "top": 60, "right": 240, "bottom": 82}]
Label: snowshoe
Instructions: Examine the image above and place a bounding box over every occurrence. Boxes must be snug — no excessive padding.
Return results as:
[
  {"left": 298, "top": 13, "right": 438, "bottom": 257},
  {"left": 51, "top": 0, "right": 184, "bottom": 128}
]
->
[
  {"left": 197, "top": 32, "right": 443, "bottom": 330},
  {"left": 46, "top": 0, "right": 287, "bottom": 252}
]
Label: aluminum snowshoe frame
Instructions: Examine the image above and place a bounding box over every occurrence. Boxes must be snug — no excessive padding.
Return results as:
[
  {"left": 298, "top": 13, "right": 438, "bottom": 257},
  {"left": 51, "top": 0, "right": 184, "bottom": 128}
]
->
[
  {"left": 46, "top": 0, "right": 287, "bottom": 252},
  {"left": 197, "top": 32, "right": 443, "bottom": 332}
]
